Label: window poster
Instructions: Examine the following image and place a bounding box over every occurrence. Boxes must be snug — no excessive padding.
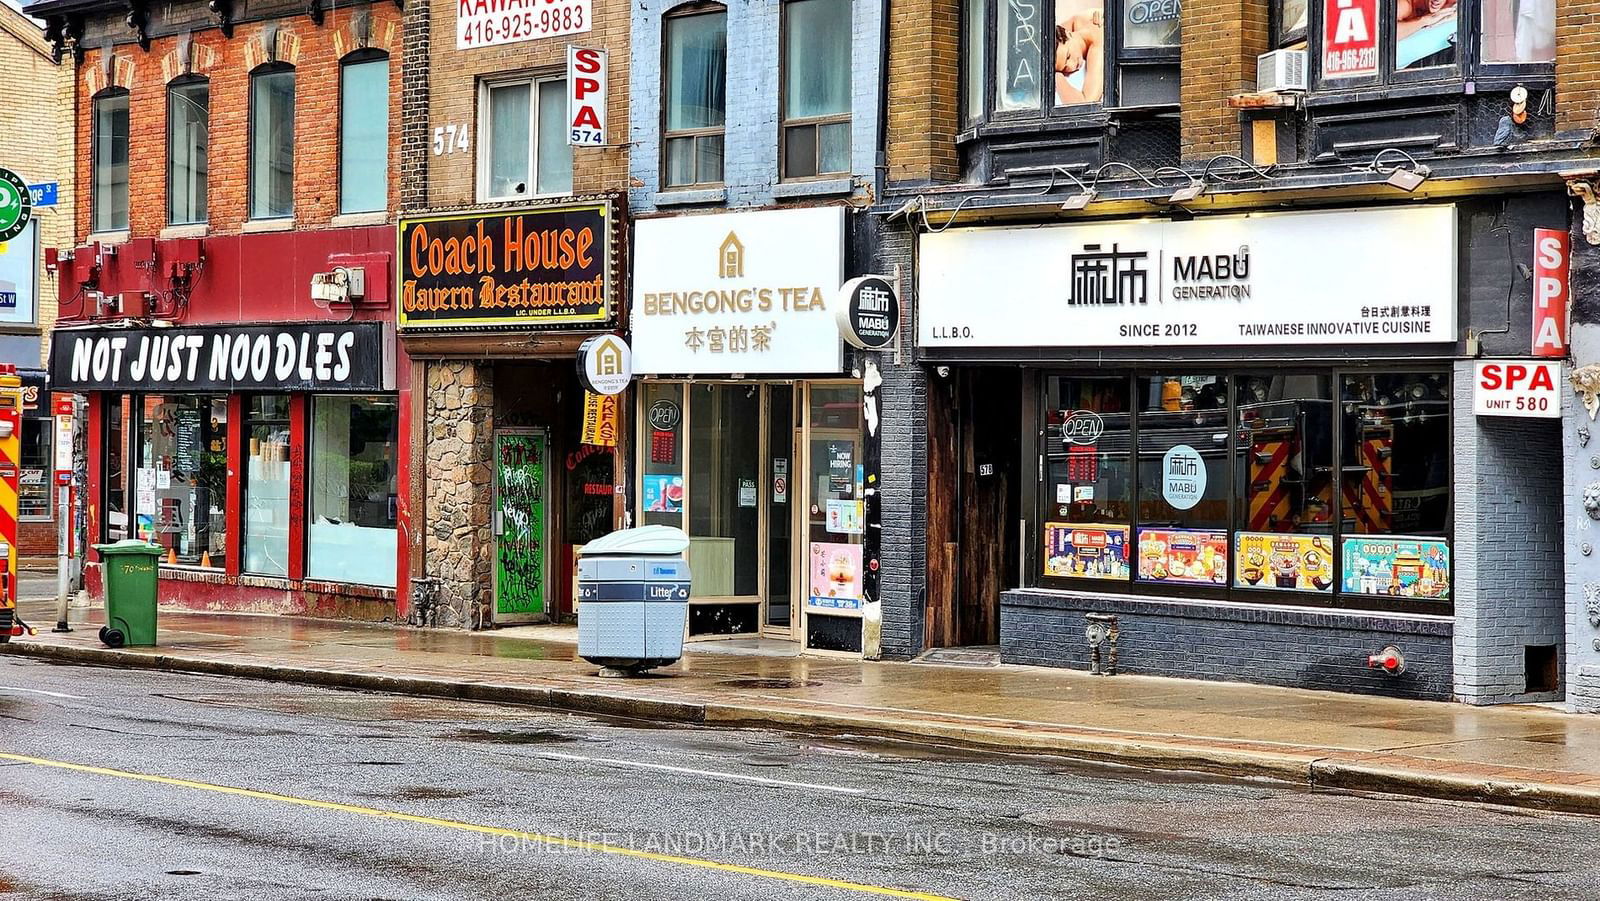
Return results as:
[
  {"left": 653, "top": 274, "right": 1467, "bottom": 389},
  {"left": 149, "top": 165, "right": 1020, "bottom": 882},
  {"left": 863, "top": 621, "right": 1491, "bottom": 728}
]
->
[
  {"left": 808, "top": 541, "right": 863, "bottom": 611},
  {"left": 1235, "top": 532, "right": 1334, "bottom": 592},
  {"left": 827, "top": 441, "right": 854, "bottom": 493},
  {"left": 1341, "top": 536, "right": 1450, "bottom": 599},
  {"left": 1396, "top": 0, "right": 1457, "bottom": 70},
  {"left": 1136, "top": 528, "right": 1228, "bottom": 585},
  {"left": 642, "top": 474, "right": 684, "bottom": 514},
  {"left": 1322, "top": 0, "right": 1380, "bottom": 78},
  {"left": 1044, "top": 522, "right": 1130, "bottom": 580},
  {"left": 1055, "top": 0, "right": 1105, "bottom": 106}
]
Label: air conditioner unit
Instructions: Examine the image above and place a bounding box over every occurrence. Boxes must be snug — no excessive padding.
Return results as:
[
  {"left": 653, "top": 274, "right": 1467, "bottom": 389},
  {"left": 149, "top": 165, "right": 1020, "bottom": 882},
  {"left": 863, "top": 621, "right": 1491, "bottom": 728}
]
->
[{"left": 1257, "top": 49, "right": 1308, "bottom": 94}]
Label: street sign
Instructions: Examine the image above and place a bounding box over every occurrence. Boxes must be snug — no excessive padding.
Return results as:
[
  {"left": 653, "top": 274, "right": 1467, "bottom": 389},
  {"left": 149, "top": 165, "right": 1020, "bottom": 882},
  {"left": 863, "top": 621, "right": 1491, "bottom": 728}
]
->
[
  {"left": 0, "top": 168, "right": 31, "bottom": 243},
  {"left": 27, "top": 182, "right": 58, "bottom": 208}
]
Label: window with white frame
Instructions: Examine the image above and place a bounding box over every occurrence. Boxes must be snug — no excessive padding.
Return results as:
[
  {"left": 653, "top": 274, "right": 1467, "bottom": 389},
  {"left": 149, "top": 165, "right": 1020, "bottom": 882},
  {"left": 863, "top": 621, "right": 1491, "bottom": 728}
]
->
[
  {"left": 480, "top": 75, "right": 572, "bottom": 201},
  {"left": 340, "top": 52, "right": 389, "bottom": 214},
  {"left": 662, "top": 7, "right": 728, "bottom": 188},
  {"left": 781, "top": 0, "right": 852, "bottom": 180}
]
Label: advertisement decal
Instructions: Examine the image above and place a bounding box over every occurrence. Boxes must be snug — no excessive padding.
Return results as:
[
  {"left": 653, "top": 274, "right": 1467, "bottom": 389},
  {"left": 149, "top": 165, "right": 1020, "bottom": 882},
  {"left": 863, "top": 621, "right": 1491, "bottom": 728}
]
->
[
  {"left": 808, "top": 541, "right": 864, "bottom": 611},
  {"left": 1044, "top": 523, "right": 1130, "bottom": 580},
  {"left": 1136, "top": 528, "right": 1227, "bottom": 585},
  {"left": 1235, "top": 532, "right": 1334, "bottom": 592},
  {"left": 1341, "top": 536, "right": 1450, "bottom": 599}
]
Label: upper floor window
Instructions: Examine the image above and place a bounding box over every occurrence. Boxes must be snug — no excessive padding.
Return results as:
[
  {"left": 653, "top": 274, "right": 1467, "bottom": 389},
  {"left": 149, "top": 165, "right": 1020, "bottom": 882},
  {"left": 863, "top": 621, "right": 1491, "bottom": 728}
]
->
[
  {"left": 663, "top": 7, "right": 727, "bottom": 188},
  {"left": 781, "top": 0, "right": 852, "bottom": 180},
  {"left": 974, "top": 0, "right": 1180, "bottom": 121},
  {"left": 249, "top": 65, "right": 295, "bottom": 220},
  {"left": 92, "top": 90, "right": 129, "bottom": 233},
  {"left": 1316, "top": 0, "right": 1553, "bottom": 87},
  {"left": 167, "top": 78, "right": 209, "bottom": 226},
  {"left": 340, "top": 52, "right": 389, "bottom": 214},
  {"left": 480, "top": 74, "right": 572, "bottom": 201}
]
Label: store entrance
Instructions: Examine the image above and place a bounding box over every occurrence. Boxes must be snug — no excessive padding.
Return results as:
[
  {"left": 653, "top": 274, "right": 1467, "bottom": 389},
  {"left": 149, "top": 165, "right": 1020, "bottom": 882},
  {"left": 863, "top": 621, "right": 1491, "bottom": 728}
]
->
[
  {"left": 927, "top": 367, "right": 1021, "bottom": 648},
  {"left": 492, "top": 428, "right": 550, "bottom": 623}
]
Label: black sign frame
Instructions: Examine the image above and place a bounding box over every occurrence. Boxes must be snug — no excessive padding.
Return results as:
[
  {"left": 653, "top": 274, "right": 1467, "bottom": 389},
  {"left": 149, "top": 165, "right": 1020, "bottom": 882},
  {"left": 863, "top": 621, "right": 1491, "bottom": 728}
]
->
[{"left": 49, "top": 323, "right": 389, "bottom": 393}]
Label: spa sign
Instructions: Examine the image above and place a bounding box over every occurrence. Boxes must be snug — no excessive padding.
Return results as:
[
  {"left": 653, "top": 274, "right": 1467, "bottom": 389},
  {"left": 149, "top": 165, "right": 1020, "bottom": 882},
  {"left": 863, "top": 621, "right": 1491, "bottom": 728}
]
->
[
  {"left": 398, "top": 202, "right": 611, "bottom": 330},
  {"left": 49, "top": 323, "right": 389, "bottom": 392},
  {"left": 632, "top": 206, "right": 844, "bottom": 375}
]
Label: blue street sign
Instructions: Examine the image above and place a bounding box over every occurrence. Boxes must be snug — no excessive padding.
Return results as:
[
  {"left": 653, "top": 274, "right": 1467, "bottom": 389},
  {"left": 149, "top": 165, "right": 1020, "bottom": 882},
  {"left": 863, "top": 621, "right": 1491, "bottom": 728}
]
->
[{"left": 27, "top": 182, "right": 57, "bottom": 207}]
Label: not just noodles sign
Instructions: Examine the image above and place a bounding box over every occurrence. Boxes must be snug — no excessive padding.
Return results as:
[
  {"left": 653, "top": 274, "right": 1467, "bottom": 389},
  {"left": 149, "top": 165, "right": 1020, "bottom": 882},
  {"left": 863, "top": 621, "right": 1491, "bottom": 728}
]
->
[{"left": 49, "top": 323, "right": 388, "bottom": 392}]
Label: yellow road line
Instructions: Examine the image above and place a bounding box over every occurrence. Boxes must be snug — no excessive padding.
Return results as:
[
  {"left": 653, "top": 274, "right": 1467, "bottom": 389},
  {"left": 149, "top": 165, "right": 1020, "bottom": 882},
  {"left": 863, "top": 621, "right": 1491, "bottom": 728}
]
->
[{"left": 0, "top": 751, "right": 958, "bottom": 901}]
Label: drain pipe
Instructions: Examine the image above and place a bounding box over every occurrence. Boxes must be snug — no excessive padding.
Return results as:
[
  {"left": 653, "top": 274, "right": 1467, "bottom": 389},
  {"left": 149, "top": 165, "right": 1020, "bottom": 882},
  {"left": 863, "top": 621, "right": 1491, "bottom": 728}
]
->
[
  {"left": 1085, "top": 613, "right": 1119, "bottom": 676},
  {"left": 1367, "top": 645, "right": 1406, "bottom": 676}
]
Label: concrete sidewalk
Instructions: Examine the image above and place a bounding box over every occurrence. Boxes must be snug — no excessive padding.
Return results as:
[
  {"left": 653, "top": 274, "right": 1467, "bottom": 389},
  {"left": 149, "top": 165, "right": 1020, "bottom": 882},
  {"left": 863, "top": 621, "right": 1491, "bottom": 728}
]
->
[{"left": 6, "top": 598, "right": 1600, "bottom": 815}]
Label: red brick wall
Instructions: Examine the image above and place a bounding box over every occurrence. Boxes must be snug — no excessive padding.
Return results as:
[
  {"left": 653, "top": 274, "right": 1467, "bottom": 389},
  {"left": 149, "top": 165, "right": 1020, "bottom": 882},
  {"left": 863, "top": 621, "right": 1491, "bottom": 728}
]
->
[
  {"left": 74, "top": 6, "right": 403, "bottom": 244},
  {"left": 1180, "top": 0, "right": 1270, "bottom": 161}
]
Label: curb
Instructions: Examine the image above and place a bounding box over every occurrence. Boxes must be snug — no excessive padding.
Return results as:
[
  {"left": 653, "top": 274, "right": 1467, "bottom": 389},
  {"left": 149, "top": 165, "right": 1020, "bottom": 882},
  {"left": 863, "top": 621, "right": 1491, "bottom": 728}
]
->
[{"left": 6, "top": 640, "right": 1600, "bottom": 816}]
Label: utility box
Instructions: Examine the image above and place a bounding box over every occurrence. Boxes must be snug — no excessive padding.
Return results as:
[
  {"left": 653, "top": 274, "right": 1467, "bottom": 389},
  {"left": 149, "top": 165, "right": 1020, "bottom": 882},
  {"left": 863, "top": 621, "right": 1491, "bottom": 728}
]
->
[{"left": 576, "top": 525, "right": 691, "bottom": 674}]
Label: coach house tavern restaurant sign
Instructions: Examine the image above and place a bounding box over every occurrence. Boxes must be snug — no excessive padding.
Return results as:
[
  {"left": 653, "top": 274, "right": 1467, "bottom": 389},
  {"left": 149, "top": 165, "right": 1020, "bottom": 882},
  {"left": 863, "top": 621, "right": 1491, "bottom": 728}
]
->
[
  {"left": 49, "top": 323, "right": 389, "bottom": 392},
  {"left": 918, "top": 205, "right": 1457, "bottom": 348}
]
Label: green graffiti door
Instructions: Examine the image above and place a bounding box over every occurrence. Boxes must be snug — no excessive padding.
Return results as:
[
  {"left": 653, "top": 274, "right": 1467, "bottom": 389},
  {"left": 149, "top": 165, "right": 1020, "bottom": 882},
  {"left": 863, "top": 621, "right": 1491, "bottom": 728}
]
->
[{"left": 494, "top": 429, "right": 549, "bottom": 621}]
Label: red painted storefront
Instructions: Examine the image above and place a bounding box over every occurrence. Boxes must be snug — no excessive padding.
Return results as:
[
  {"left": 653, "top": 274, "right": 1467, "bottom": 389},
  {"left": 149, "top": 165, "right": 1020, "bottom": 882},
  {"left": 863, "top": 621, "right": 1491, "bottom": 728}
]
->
[{"left": 51, "top": 227, "right": 414, "bottom": 621}]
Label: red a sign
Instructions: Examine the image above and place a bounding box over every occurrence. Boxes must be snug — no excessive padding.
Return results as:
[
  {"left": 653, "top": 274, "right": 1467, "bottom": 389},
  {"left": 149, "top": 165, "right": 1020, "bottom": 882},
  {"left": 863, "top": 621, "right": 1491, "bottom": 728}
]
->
[
  {"left": 566, "top": 46, "right": 607, "bottom": 148},
  {"left": 1532, "top": 227, "right": 1569, "bottom": 358},
  {"left": 1322, "top": 0, "right": 1379, "bottom": 79}
]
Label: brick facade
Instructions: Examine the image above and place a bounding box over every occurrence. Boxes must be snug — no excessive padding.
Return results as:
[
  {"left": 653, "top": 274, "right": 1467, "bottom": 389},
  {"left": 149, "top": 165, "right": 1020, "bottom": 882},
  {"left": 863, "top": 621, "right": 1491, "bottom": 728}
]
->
[
  {"left": 1179, "top": 0, "right": 1268, "bottom": 161},
  {"left": 884, "top": 0, "right": 959, "bottom": 185},
  {"left": 72, "top": 4, "right": 403, "bottom": 243},
  {"left": 1556, "top": 0, "right": 1600, "bottom": 135},
  {"left": 418, "top": 0, "right": 631, "bottom": 210}
]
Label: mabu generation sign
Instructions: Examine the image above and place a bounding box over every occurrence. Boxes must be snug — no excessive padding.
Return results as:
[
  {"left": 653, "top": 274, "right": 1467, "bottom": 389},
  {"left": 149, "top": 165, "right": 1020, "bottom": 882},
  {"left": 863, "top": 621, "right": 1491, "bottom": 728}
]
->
[{"left": 49, "top": 323, "right": 387, "bottom": 392}]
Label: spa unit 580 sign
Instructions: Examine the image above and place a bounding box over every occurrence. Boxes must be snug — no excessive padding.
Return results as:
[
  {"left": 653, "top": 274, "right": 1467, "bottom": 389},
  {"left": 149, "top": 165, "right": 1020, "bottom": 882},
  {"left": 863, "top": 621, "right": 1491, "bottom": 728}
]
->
[{"left": 918, "top": 205, "right": 1457, "bottom": 349}]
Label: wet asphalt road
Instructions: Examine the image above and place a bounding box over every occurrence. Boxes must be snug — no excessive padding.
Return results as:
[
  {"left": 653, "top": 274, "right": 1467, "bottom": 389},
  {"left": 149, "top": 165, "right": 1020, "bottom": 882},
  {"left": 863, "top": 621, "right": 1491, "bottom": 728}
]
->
[{"left": 0, "top": 659, "right": 1598, "bottom": 901}]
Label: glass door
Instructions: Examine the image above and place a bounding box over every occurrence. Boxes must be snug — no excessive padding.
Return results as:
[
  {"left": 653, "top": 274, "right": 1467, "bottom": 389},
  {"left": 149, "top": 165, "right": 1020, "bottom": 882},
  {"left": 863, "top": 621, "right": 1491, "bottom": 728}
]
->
[
  {"left": 493, "top": 428, "right": 550, "bottom": 622},
  {"left": 764, "top": 386, "right": 795, "bottom": 634},
  {"left": 799, "top": 382, "right": 865, "bottom": 651}
]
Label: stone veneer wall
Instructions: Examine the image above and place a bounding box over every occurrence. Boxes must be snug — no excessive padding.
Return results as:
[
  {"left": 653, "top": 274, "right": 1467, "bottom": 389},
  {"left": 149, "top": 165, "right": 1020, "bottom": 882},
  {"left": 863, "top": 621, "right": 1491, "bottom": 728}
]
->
[{"left": 424, "top": 361, "right": 495, "bottom": 628}]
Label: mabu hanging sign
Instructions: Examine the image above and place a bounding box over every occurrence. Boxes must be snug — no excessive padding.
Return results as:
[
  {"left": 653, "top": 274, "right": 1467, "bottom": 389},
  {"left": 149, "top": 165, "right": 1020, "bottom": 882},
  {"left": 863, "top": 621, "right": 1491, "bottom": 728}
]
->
[{"left": 49, "top": 323, "right": 389, "bottom": 392}]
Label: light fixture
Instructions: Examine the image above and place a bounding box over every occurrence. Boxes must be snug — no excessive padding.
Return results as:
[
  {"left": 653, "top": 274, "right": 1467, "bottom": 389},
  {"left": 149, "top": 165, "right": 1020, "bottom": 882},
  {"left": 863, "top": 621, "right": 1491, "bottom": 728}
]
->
[
  {"left": 1055, "top": 168, "right": 1097, "bottom": 211},
  {"left": 1368, "top": 148, "right": 1431, "bottom": 192},
  {"left": 1167, "top": 179, "right": 1206, "bottom": 203}
]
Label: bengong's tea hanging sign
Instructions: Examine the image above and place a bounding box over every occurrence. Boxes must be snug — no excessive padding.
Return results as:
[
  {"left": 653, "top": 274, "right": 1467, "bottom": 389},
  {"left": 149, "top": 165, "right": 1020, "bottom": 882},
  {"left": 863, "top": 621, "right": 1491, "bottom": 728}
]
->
[{"left": 398, "top": 203, "right": 612, "bottom": 330}]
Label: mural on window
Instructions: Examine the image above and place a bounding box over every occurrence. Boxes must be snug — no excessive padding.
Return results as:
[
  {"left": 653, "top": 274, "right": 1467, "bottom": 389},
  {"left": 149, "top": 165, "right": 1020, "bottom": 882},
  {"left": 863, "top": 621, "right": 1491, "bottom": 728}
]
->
[
  {"left": 1481, "top": 0, "right": 1554, "bottom": 63},
  {"left": 1395, "top": 0, "right": 1456, "bottom": 70},
  {"left": 1054, "top": 0, "right": 1104, "bottom": 106}
]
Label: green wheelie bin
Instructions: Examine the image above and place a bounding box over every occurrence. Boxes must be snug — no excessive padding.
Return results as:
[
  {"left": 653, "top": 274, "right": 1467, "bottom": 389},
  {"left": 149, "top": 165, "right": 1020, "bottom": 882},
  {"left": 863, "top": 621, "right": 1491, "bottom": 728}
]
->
[{"left": 92, "top": 540, "right": 164, "bottom": 648}]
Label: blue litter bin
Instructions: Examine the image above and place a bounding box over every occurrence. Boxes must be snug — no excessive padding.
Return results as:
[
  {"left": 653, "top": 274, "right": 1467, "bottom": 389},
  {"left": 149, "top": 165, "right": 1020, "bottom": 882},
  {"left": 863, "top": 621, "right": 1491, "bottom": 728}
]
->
[{"left": 576, "top": 526, "right": 691, "bottom": 674}]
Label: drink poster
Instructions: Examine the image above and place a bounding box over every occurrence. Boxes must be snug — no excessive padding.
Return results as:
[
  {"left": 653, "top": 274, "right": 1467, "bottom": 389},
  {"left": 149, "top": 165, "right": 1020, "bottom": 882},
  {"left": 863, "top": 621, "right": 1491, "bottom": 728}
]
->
[
  {"left": 642, "top": 474, "right": 684, "bottom": 514},
  {"left": 808, "top": 541, "right": 863, "bottom": 611},
  {"left": 1235, "top": 532, "right": 1334, "bottom": 593},
  {"left": 1341, "top": 536, "right": 1450, "bottom": 600},
  {"left": 1136, "top": 528, "right": 1228, "bottom": 585},
  {"left": 1043, "top": 523, "right": 1130, "bottom": 580}
]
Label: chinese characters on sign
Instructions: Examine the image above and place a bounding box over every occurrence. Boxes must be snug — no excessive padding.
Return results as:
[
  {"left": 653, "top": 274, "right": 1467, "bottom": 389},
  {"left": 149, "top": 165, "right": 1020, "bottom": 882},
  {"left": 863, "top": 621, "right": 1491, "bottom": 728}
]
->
[
  {"left": 632, "top": 207, "right": 845, "bottom": 375},
  {"left": 1067, "top": 243, "right": 1149, "bottom": 306},
  {"left": 457, "top": 0, "right": 593, "bottom": 49}
]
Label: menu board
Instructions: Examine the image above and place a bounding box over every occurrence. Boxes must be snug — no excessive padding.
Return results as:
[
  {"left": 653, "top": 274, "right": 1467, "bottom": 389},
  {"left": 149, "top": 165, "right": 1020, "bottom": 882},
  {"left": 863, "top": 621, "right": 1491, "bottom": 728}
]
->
[
  {"left": 1136, "top": 528, "right": 1228, "bottom": 585},
  {"left": 174, "top": 408, "right": 202, "bottom": 478}
]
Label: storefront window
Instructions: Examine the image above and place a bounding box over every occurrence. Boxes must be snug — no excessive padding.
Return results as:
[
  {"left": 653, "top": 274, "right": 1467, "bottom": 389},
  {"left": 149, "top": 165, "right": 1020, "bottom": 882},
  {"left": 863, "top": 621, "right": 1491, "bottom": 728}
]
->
[
  {"left": 996, "top": 0, "right": 1044, "bottom": 110},
  {"left": 243, "top": 396, "right": 291, "bottom": 577},
  {"left": 308, "top": 396, "right": 397, "bottom": 586},
  {"left": 1136, "top": 375, "right": 1228, "bottom": 587},
  {"left": 106, "top": 397, "right": 127, "bottom": 541},
  {"left": 137, "top": 395, "right": 228, "bottom": 568},
  {"left": 1042, "top": 376, "right": 1132, "bottom": 580},
  {"left": 805, "top": 385, "right": 864, "bottom": 630},
  {"left": 19, "top": 418, "right": 51, "bottom": 520},
  {"left": 1481, "top": 0, "right": 1554, "bottom": 64},
  {"left": 688, "top": 384, "right": 761, "bottom": 598},
  {"left": 1035, "top": 369, "right": 1451, "bottom": 609},
  {"left": 641, "top": 382, "right": 685, "bottom": 529}
]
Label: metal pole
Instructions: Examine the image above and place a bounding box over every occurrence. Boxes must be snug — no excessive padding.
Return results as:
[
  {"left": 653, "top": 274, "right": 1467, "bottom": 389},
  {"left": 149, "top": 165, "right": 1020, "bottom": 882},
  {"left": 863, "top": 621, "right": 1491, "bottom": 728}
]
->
[{"left": 52, "top": 482, "right": 70, "bottom": 632}]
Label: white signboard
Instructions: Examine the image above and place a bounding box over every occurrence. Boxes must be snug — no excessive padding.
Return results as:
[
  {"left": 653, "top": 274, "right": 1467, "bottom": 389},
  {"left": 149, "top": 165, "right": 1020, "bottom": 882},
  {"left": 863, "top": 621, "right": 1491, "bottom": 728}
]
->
[
  {"left": 457, "top": 0, "right": 592, "bottom": 50},
  {"left": 1473, "top": 360, "right": 1560, "bottom": 418},
  {"left": 0, "top": 219, "right": 38, "bottom": 326},
  {"left": 919, "top": 206, "right": 1457, "bottom": 348},
  {"left": 633, "top": 207, "right": 845, "bottom": 375},
  {"left": 567, "top": 46, "right": 606, "bottom": 147}
]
